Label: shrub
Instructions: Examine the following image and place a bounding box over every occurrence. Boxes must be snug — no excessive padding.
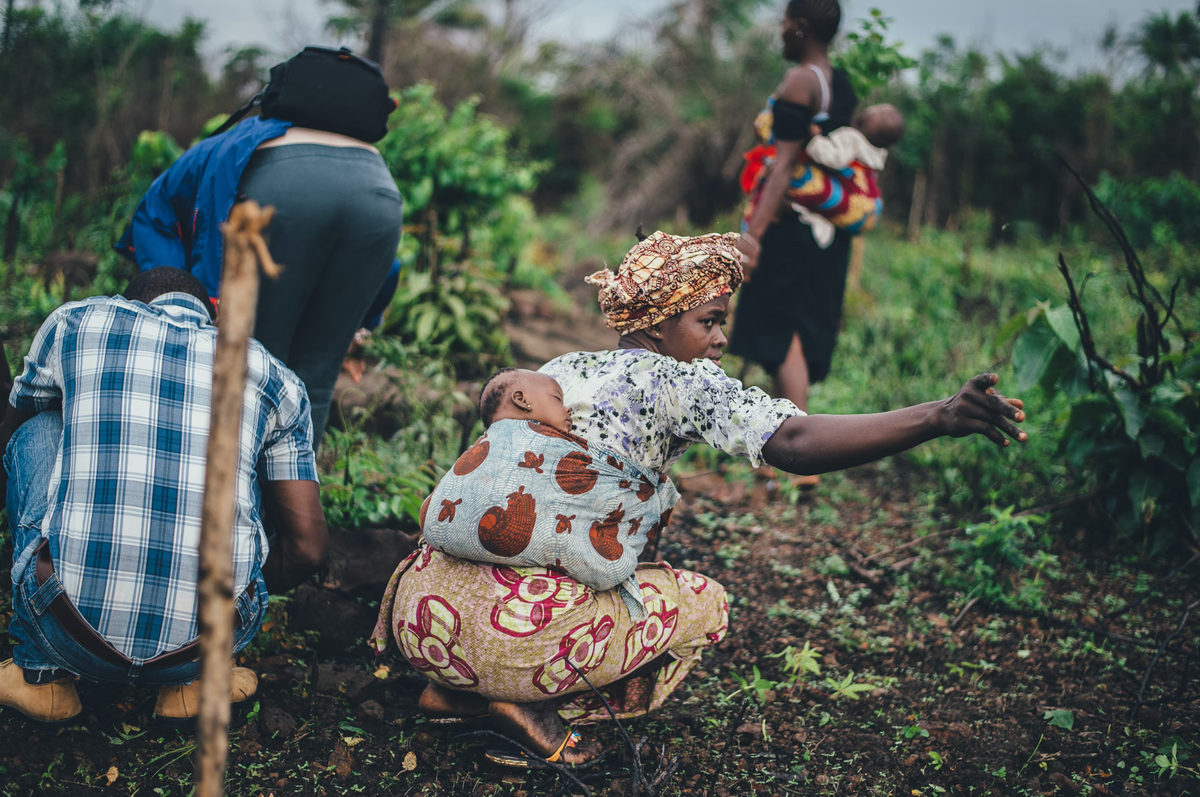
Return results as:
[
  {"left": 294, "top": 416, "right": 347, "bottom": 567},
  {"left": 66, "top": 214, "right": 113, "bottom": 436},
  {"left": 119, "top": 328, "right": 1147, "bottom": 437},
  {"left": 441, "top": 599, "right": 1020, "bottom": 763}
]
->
[{"left": 1009, "top": 165, "right": 1198, "bottom": 554}]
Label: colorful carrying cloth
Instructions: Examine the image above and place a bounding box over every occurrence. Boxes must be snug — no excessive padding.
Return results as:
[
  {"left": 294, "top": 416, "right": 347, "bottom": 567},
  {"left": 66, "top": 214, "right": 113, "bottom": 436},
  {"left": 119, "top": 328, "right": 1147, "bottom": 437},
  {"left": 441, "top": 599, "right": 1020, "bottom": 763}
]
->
[
  {"left": 740, "top": 97, "right": 883, "bottom": 236},
  {"left": 585, "top": 230, "right": 742, "bottom": 335},
  {"left": 420, "top": 419, "right": 680, "bottom": 621}
]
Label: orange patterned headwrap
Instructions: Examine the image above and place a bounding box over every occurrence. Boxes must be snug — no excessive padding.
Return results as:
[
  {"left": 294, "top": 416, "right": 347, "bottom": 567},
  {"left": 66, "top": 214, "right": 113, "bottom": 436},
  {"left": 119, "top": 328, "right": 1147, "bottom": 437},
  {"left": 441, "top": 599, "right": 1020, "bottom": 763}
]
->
[{"left": 585, "top": 230, "right": 743, "bottom": 335}]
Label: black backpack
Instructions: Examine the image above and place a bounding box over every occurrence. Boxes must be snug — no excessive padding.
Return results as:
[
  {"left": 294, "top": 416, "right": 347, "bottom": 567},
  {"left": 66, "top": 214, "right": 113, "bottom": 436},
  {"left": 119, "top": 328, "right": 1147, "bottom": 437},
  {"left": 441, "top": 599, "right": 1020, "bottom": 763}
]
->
[{"left": 209, "top": 46, "right": 396, "bottom": 143}]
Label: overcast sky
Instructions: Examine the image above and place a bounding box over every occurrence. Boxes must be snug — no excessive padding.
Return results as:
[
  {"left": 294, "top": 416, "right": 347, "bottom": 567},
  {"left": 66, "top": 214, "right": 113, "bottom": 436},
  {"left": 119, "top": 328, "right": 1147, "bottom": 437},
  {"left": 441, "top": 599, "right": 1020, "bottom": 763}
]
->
[{"left": 134, "top": 0, "right": 1194, "bottom": 70}]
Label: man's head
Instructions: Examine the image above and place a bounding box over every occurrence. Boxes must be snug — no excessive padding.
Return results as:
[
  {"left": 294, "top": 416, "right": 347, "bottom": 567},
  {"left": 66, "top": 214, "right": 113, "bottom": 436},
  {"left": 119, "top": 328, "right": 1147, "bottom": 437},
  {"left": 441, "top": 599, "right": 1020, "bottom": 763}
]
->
[
  {"left": 855, "top": 104, "right": 905, "bottom": 149},
  {"left": 123, "top": 267, "right": 214, "bottom": 321},
  {"left": 479, "top": 368, "right": 572, "bottom": 432}
]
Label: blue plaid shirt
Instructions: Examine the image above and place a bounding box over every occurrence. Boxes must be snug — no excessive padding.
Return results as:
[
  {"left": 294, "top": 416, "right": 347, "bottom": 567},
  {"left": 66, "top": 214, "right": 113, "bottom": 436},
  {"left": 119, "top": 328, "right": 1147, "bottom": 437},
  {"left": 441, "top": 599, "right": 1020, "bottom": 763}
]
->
[{"left": 9, "top": 293, "right": 317, "bottom": 660}]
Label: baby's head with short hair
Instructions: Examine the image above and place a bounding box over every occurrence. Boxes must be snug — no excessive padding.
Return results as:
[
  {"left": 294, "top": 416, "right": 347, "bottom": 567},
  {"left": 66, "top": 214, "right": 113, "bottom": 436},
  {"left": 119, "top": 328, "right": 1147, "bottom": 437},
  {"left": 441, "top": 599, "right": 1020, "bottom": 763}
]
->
[
  {"left": 854, "top": 103, "right": 905, "bottom": 149},
  {"left": 479, "top": 368, "right": 573, "bottom": 433}
]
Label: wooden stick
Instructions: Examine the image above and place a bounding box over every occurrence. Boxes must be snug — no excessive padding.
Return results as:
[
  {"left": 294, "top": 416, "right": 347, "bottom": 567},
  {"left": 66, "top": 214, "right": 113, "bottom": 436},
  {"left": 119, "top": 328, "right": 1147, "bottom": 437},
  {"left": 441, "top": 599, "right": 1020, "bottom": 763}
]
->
[{"left": 196, "top": 201, "right": 280, "bottom": 797}]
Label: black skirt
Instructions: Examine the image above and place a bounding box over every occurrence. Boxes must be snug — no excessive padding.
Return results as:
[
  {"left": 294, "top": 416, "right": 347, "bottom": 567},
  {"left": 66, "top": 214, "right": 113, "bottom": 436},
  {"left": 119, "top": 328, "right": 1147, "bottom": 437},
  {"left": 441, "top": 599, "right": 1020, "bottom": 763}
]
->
[{"left": 728, "top": 213, "right": 852, "bottom": 383}]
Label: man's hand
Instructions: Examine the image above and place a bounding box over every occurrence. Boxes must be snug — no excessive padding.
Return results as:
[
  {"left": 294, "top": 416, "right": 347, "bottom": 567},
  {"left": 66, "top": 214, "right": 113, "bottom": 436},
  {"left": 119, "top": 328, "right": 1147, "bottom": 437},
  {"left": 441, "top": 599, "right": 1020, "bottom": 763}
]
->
[
  {"left": 936, "top": 373, "right": 1027, "bottom": 446},
  {"left": 737, "top": 234, "right": 761, "bottom": 282},
  {"left": 261, "top": 480, "right": 329, "bottom": 593}
]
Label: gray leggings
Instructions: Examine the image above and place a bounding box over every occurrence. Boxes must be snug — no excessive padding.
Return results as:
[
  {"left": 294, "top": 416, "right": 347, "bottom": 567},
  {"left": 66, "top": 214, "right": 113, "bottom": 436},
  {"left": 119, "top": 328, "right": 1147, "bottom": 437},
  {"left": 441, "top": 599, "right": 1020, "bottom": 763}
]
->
[{"left": 239, "top": 144, "right": 402, "bottom": 446}]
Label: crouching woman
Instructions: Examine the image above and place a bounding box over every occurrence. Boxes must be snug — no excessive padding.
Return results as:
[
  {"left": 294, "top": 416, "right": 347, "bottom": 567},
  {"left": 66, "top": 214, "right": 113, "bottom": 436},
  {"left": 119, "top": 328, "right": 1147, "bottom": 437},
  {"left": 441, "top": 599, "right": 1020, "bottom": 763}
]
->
[{"left": 371, "top": 230, "right": 1027, "bottom": 766}]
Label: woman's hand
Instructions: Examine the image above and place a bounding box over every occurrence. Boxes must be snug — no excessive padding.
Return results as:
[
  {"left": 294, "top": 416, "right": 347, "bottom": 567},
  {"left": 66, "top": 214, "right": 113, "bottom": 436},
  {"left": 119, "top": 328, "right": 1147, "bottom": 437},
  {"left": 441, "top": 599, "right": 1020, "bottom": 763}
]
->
[
  {"left": 737, "top": 233, "right": 761, "bottom": 281},
  {"left": 937, "top": 373, "right": 1028, "bottom": 446}
]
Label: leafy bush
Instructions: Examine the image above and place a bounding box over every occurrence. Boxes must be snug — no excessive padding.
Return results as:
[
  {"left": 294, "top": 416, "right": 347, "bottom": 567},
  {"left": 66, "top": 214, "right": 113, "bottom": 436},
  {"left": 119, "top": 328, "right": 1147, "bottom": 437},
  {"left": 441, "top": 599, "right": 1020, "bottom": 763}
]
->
[
  {"left": 381, "top": 268, "right": 512, "bottom": 378},
  {"left": 378, "top": 83, "right": 541, "bottom": 275},
  {"left": 1009, "top": 169, "right": 1198, "bottom": 553},
  {"left": 833, "top": 9, "right": 917, "bottom": 99}
]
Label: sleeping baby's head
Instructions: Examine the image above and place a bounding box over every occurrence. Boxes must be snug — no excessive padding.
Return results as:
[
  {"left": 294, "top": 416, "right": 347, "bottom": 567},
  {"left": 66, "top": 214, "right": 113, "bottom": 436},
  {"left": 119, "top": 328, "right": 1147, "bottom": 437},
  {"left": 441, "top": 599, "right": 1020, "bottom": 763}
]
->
[{"left": 479, "top": 368, "right": 573, "bottom": 433}]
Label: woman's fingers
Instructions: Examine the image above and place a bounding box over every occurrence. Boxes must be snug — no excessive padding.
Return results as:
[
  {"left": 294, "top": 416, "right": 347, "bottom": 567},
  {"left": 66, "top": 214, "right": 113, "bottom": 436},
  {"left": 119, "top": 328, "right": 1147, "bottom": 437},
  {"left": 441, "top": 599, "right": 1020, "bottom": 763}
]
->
[{"left": 974, "top": 419, "right": 1006, "bottom": 446}]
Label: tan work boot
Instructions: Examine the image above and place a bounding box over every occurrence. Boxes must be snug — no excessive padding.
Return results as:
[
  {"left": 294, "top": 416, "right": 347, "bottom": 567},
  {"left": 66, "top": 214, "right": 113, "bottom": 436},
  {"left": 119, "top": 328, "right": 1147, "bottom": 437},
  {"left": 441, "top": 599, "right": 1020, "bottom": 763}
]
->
[
  {"left": 154, "top": 666, "right": 259, "bottom": 726},
  {"left": 0, "top": 659, "right": 82, "bottom": 723}
]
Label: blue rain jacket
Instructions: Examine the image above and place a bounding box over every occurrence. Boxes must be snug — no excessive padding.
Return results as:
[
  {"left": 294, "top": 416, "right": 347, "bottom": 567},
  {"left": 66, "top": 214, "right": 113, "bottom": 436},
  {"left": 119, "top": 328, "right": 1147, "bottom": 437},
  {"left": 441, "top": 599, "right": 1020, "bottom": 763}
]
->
[{"left": 115, "top": 116, "right": 292, "bottom": 298}]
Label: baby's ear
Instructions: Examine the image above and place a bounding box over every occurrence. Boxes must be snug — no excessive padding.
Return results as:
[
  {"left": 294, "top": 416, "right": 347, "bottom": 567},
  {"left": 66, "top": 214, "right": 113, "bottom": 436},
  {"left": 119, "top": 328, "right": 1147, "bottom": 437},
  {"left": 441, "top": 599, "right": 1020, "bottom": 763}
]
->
[{"left": 510, "top": 389, "right": 528, "bottom": 410}]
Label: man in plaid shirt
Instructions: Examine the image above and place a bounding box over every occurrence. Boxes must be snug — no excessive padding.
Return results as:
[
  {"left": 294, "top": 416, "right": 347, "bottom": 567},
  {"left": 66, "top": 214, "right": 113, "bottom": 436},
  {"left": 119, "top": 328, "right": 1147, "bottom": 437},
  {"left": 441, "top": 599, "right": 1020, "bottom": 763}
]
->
[{"left": 0, "top": 268, "right": 328, "bottom": 724}]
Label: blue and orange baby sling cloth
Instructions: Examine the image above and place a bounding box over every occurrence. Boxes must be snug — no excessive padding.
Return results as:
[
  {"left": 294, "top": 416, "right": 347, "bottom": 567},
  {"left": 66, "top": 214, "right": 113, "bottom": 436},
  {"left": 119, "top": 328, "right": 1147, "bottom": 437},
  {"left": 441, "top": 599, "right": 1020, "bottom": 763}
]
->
[
  {"left": 420, "top": 420, "right": 680, "bottom": 620},
  {"left": 740, "top": 97, "right": 883, "bottom": 236}
]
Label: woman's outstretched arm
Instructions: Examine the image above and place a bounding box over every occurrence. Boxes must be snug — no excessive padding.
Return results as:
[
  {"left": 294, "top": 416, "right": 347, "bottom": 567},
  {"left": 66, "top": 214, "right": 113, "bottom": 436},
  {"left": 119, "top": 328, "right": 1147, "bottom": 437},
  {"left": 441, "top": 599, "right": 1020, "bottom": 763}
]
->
[{"left": 761, "top": 374, "right": 1027, "bottom": 476}]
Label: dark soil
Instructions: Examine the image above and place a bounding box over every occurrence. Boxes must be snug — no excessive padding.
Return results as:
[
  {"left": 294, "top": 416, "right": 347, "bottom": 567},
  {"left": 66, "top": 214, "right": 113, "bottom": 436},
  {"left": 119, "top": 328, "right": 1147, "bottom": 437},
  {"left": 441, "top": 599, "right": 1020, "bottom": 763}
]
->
[{"left": 1, "top": 461, "right": 1197, "bottom": 796}]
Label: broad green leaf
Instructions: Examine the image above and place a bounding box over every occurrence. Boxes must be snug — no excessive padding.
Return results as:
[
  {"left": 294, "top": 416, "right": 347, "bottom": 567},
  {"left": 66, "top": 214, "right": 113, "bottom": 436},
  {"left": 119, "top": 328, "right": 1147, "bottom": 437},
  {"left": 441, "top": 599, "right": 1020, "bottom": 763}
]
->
[
  {"left": 1188, "top": 459, "right": 1200, "bottom": 508},
  {"left": 1138, "top": 434, "right": 1164, "bottom": 461},
  {"left": 1147, "top": 406, "right": 1189, "bottom": 438},
  {"left": 1056, "top": 349, "right": 1092, "bottom": 398},
  {"left": 1044, "top": 709, "right": 1074, "bottom": 731},
  {"left": 1012, "top": 320, "right": 1061, "bottom": 393},
  {"left": 995, "top": 312, "right": 1029, "bottom": 349},
  {"left": 1044, "top": 304, "right": 1082, "bottom": 353},
  {"left": 444, "top": 293, "right": 468, "bottom": 323},
  {"left": 414, "top": 307, "right": 438, "bottom": 342},
  {"left": 1113, "top": 386, "right": 1148, "bottom": 440},
  {"left": 1064, "top": 433, "right": 1094, "bottom": 469}
]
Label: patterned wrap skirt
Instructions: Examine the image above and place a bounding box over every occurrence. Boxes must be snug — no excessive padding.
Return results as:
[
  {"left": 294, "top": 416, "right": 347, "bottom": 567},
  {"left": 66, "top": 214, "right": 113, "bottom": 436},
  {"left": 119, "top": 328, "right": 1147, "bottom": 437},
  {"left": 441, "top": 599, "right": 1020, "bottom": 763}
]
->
[{"left": 371, "top": 545, "right": 729, "bottom": 723}]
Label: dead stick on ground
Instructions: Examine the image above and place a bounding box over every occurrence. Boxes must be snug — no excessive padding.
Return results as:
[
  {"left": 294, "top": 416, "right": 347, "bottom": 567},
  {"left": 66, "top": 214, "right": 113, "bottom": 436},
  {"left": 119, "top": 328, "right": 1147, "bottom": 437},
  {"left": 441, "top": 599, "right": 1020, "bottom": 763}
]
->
[
  {"left": 195, "top": 201, "right": 281, "bottom": 797},
  {"left": 950, "top": 596, "right": 982, "bottom": 629}
]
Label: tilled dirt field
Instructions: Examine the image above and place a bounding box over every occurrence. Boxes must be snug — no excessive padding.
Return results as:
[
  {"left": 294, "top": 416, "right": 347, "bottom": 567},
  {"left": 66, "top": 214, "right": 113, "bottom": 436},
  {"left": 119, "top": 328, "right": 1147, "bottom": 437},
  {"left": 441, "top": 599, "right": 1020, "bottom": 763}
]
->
[{"left": 1, "top": 461, "right": 1197, "bottom": 796}]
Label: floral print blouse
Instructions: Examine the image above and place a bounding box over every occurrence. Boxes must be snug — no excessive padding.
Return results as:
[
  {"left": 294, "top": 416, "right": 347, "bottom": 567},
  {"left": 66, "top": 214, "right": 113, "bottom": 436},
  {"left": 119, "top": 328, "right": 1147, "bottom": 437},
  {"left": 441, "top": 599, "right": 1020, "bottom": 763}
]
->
[{"left": 539, "top": 349, "right": 803, "bottom": 474}]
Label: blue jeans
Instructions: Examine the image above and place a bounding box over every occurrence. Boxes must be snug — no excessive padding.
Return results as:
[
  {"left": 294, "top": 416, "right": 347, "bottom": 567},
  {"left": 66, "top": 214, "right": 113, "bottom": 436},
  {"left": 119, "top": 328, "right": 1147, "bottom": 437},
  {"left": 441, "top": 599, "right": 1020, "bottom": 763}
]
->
[{"left": 5, "top": 412, "right": 267, "bottom": 684}]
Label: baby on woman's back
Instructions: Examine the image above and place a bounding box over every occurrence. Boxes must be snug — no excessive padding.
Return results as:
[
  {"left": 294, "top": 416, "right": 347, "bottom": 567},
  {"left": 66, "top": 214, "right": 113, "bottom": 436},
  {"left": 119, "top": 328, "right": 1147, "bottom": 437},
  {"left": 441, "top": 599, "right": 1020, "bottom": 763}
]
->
[{"left": 418, "top": 368, "right": 677, "bottom": 619}]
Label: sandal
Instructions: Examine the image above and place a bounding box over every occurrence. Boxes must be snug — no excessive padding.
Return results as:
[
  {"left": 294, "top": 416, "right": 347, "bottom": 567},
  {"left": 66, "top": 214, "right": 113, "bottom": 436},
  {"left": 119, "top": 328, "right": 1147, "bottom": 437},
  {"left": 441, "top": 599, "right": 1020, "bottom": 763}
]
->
[{"left": 485, "top": 728, "right": 581, "bottom": 768}]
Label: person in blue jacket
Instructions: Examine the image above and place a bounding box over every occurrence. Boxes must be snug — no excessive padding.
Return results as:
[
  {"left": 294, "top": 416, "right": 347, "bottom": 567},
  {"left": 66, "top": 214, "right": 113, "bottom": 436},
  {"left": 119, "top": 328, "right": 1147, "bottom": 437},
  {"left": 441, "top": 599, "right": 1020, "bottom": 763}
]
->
[{"left": 117, "top": 117, "right": 403, "bottom": 446}]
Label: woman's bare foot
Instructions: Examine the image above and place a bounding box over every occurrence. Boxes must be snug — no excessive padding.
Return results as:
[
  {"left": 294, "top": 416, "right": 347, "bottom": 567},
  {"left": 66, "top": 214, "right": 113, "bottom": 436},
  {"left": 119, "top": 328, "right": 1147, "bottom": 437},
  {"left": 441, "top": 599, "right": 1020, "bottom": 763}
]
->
[
  {"left": 418, "top": 682, "right": 489, "bottom": 720},
  {"left": 489, "top": 700, "right": 603, "bottom": 765}
]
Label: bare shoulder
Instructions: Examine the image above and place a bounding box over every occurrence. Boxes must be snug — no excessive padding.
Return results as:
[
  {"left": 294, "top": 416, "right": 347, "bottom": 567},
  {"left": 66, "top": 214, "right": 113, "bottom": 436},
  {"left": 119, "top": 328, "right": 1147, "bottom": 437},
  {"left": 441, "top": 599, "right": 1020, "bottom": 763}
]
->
[{"left": 777, "top": 65, "right": 820, "bottom": 108}]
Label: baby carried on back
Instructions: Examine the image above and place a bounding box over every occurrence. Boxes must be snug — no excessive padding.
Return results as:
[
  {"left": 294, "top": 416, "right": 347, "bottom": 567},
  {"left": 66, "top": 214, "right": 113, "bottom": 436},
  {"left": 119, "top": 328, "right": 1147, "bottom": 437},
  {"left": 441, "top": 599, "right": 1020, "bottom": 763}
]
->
[{"left": 418, "top": 369, "right": 677, "bottom": 620}]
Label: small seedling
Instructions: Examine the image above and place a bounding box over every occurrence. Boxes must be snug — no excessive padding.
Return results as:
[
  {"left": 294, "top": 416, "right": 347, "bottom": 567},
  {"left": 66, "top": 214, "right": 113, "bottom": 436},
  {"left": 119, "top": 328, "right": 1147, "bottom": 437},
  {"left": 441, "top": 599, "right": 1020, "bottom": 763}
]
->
[
  {"left": 767, "top": 641, "right": 822, "bottom": 688},
  {"left": 823, "top": 671, "right": 881, "bottom": 701}
]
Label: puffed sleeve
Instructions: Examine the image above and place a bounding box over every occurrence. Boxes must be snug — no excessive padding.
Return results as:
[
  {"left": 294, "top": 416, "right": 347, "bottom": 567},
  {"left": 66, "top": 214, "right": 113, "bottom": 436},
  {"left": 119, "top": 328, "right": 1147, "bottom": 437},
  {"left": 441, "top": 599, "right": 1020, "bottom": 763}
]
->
[{"left": 659, "top": 358, "right": 803, "bottom": 467}]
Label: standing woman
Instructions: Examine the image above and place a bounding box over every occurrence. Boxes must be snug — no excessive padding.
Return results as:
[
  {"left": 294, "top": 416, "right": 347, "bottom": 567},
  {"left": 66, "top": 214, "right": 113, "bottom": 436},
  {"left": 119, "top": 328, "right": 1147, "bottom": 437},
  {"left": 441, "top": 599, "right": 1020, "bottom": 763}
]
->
[
  {"left": 117, "top": 49, "right": 403, "bottom": 447},
  {"left": 730, "top": 0, "right": 853, "bottom": 446}
]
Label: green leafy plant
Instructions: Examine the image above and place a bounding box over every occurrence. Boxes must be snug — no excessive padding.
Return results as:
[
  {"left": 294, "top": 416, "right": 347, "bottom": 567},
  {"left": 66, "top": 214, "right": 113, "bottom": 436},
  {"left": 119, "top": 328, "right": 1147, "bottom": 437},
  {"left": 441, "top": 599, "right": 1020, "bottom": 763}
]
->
[
  {"left": 823, "top": 671, "right": 883, "bottom": 701},
  {"left": 941, "top": 505, "right": 1054, "bottom": 611},
  {"left": 833, "top": 9, "right": 917, "bottom": 99},
  {"left": 1007, "top": 166, "right": 1198, "bottom": 554},
  {"left": 1145, "top": 738, "right": 1200, "bottom": 779},
  {"left": 730, "top": 665, "right": 777, "bottom": 705},
  {"left": 767, "top": 641, "right": 822, "bottom": 689},
  {"left": 382, "top": 267, "right": 512, "bottom": 378},
  {"left": 377, "top": 83, "right": 542, "bottom": 276}
]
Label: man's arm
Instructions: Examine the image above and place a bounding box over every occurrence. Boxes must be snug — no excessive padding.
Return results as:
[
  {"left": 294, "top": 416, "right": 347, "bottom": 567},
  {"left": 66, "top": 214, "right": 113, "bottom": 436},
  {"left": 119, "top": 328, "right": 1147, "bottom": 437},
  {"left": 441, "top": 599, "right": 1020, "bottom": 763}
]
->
[
  {"left": 260, "top": 479, "right": 329, "bottom": 593},
  {"left": 762, "top": 374, "right": 1027, "bottom": 476}
]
